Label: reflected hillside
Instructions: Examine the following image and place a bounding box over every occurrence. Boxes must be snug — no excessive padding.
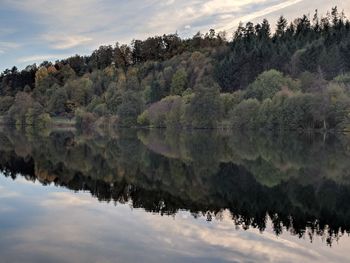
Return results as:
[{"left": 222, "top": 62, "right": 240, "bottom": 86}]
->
[{"left": 1, "top": 128, "right": 350, "bottom": 245}]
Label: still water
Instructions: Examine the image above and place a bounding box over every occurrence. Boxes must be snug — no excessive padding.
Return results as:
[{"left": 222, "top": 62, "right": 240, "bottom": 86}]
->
[{"left": 1, "top": 128, "right": 350, "bottom": 262}]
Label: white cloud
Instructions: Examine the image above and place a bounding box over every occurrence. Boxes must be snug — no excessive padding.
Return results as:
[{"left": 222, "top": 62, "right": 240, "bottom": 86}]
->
[
  {"left": 4, "top": 190, "right": 350, "bottom": 263},
  {"left": 218, "top": 0, "right": 304, "bottom": 32},
  {"left": 40, "top": 192, "right": 94, "bottom": 207},
  {"left": 0, "top": 185, "right": 20, "bottom": 198},
  {"left": 139, "top": 0, "right": 306, "bottom": 38},
  {"left": 4, "top": 1, "right": 350, "bottom": 48},
  {"left": 2, "top": 0, "right": 309, "bottom": 49},
  {"left": 202, "top": 0, "right": 270, "bottom": 15},
  {"left": 0, "top": 41, "right": 21, "bottom": 58},
  {"left": 17, "top": 54, "right": 74, "bottom": 64},
  {"left": 42, "top": 34, "right": 92, "bottom": 49}
]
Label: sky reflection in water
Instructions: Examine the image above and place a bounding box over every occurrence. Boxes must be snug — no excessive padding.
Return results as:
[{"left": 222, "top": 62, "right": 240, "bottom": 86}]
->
[
  {"left": 0, "top": 175, "right": 349, "bottom": 263},
  {"left": 1, "top": 129, "right": 350, "bottom": 262}
]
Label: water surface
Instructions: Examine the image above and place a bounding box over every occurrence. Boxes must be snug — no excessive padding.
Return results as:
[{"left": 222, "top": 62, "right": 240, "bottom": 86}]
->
[{"left": 1, "top": 128, "right": 350, "bottom": 262}]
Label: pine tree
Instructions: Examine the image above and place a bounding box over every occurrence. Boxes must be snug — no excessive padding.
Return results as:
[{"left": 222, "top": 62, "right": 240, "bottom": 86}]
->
[{"left": 276, "top": 16, "right": 288, "bottom": 37}]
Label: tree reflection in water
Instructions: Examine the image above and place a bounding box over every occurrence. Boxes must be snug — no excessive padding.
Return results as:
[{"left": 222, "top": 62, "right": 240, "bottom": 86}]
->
[{"left": 1, "top": 128, "right": 350, "bottom": 246}]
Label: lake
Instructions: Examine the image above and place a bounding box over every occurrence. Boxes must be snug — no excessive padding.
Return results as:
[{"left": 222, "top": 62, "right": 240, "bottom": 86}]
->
[{"left": 1, "top": 128, "right": 350, "bottom": 262}]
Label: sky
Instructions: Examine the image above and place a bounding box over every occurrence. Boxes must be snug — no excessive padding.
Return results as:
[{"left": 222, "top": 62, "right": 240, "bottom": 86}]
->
[{"left": 0, "top": 0, "right": 349, "bottom": 71}]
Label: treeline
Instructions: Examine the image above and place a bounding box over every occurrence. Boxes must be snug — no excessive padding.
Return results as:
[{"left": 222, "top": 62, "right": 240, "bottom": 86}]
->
[
  {"left": 216, "top": 8, "right": 350, "bottom": 91},
  {"left": 1, "top": 7, "right": 350, "bottom": 130}
]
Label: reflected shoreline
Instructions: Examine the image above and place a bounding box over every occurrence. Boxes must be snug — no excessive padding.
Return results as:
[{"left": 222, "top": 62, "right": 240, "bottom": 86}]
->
[{"left": 1, "top": 127, "right": 350, "bottom": 245}]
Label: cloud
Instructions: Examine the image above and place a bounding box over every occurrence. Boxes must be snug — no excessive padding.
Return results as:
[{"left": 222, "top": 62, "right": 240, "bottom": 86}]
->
[
  {"left": 2, "top": 0, "right": 305, "bottom": 48},
  {"left": 17, "top": 54, "right": 74, "bottom": 64},
  {"left": 0, "top": 41, "right": 21, "bottom": 52},
  {"left": 41, "top": 34, "right": 92, "bottom": 49},
  {"left": 3, "top": 189, "right": 350, "bottom": 263},
  {"left": 201, "top": 0, "right": 271, "bottom": 15},
  {"left": 3, "top": 1, "right": 350, "bottom": 47},
  {"left": 140, "top": 0, "right": 306, "bottom": 38},
  {"left": 218, "top": 0, "right": 304, "bottom": 32},
  {"left": 0, "top": 185, "right": 20, "bottom": 198},
  {"left": 40, "top": 192, "right": 94, "bottom": 207},
  {"left": 1, "top": 172, "right": 350, "bottom": 263},
  {"left": 1, "top": 0, "right": 350, "bottom": 70}
]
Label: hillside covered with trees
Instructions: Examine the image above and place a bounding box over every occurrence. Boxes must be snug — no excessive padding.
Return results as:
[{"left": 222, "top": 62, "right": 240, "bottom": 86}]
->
[{"left": 1, "top": 7, "right": 350, "bottom": 131}]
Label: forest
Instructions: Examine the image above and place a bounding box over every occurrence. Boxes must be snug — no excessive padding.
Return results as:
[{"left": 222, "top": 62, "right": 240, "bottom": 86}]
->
[{"left": 1, "top": 7, "right": 350, "bottom": 131}]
